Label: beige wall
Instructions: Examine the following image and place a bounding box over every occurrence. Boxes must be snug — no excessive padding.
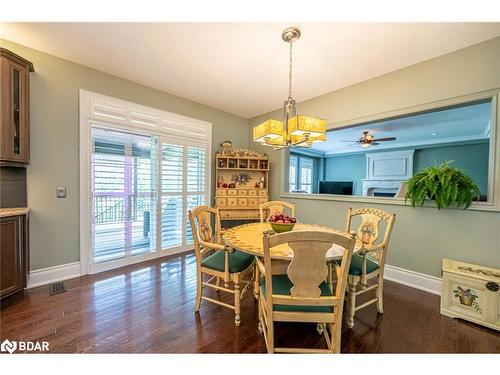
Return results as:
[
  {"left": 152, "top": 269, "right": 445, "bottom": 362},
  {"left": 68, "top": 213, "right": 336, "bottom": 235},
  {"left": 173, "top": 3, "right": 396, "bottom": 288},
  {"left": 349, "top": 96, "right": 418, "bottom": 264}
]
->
[
  {"left": 249, "top": 37, "right": 500, "bottom": 277},
  {"left": 1, "top": 39, "right": 249, "bottom": 270}
]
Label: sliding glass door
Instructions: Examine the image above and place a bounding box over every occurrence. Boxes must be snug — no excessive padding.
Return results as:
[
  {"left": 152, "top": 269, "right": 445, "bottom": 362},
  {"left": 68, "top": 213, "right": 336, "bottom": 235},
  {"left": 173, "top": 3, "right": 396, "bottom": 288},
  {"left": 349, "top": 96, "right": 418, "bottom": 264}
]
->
[{"left": 90, "top": 126, "right": 208, "bottom": 272}]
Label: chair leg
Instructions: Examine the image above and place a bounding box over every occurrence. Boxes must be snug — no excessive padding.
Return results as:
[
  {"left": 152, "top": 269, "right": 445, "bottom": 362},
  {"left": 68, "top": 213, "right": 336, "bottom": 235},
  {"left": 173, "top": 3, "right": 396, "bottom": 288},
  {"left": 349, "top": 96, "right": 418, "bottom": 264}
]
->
[
  {"left": 195, "top": 270, "right": 202, "bottom": 312},
  {"left": 332, "top": 322, "right": 342, "bottom": 353},
  {"left": 257, "top": 301, "right": 263, "bottom": 334},
  {"left": 376, "top": 275, "right": 384, "bottom": 314},
  {"left": 347, "top": 276, "right": 358, "bottom": 329},
  {"left": 215, "top": 277, "right": 221, "bottom": 292},
  {"left": 253, "top": 260, "right": 260, "bottom": 300},
  {"left": 234, "top": 280, "right": 241, "bottom": 327},
  {"left": 266, "top": 317, "right": 274, "bottom": 354}
]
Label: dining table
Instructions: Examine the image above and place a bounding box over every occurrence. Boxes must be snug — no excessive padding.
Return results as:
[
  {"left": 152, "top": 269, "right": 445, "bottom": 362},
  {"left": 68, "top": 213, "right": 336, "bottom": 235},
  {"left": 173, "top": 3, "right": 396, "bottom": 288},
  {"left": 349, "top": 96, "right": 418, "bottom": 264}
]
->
[
  {"left": 223, "top": 222, "right": 364, "bottom": 261},
  {"left": 223, "top": 222, "right": 364, "bottom": 296}
]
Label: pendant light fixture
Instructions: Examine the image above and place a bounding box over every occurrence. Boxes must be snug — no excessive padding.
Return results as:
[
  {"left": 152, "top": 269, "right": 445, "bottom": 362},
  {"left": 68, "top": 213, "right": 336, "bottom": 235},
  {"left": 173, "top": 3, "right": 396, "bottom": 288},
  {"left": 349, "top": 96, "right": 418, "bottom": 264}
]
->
[{"left": 252, "top": 27, "right": 327, "bottom": 149}]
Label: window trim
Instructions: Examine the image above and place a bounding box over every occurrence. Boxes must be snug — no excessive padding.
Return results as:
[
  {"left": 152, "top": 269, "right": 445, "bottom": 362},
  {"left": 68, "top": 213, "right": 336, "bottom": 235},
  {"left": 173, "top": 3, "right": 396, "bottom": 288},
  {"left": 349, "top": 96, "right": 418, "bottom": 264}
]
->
[
  {"left": 80, "top": 90, "right": 212, "bottom": 275},
  {"left": 280, "top": 88, "right": 500, "bottom": 212}
]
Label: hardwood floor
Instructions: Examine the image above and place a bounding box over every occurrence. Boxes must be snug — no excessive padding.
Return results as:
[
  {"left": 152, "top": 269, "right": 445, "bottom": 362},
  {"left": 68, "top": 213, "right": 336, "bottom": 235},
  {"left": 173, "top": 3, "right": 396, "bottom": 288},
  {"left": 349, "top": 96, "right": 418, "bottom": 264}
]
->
[{"left": 1, "top": 253, "right": 498, "bottom": 353}]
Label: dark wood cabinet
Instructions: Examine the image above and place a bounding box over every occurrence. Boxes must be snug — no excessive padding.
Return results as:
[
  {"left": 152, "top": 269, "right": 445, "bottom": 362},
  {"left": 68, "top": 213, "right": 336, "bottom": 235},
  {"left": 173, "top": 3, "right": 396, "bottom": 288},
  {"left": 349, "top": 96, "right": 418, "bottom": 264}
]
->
[
  {"left": 0, "top": 214, "right": 29, "bottom": 300},
  {"left": 0, "top": 48, "right": 34, "bottom": 166}
]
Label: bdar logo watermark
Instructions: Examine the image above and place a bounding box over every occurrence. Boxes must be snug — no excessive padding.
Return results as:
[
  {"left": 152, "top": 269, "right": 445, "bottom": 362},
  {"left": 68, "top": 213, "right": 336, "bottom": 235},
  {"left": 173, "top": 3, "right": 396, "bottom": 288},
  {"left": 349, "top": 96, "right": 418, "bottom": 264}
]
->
[{"left": 1, "top": 339, "right": 49, "bottom": 353}]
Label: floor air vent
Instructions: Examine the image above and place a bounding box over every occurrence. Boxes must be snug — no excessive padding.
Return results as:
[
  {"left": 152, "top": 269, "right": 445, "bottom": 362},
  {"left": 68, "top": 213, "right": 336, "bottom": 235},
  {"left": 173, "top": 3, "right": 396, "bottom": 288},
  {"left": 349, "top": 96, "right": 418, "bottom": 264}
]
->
[{"left": 49, "top": 282, "right": 67, "bottom": 296}]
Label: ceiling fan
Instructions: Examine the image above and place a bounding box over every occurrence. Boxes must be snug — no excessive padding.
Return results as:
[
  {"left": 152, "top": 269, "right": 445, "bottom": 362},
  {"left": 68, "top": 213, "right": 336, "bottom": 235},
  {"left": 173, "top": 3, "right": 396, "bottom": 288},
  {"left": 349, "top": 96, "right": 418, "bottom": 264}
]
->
[{"left": 342, "top": 131, "right": 396, "bottom": 148}]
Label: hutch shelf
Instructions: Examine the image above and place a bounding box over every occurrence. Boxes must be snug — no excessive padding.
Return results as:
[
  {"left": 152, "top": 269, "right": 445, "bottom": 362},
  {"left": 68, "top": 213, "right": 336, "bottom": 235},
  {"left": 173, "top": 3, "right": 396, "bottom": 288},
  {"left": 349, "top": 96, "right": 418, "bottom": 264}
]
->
[{"left": 215, "top": 149, "right": 269, "bottom": 221}]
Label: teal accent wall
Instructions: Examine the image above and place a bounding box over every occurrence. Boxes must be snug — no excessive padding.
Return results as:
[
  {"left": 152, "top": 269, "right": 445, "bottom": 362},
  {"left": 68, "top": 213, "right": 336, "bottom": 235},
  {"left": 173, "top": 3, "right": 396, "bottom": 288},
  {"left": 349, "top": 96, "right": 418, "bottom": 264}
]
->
[
  {"left": 324, "top": 141, "right": 490, "bottom": 196},
  {"left": 324, "top": 154, "right": 366, "bottom": 195}
]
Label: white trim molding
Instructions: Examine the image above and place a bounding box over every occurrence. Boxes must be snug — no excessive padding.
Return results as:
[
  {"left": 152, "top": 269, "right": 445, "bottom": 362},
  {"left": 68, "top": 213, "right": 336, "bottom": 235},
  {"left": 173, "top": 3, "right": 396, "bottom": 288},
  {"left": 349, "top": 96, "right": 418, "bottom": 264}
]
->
[
  {"left": 28, "top": 262, "right": 81, "bottom": 289},
  {"left": 384, "top": 264, "right": 442, "bottom": 296}
]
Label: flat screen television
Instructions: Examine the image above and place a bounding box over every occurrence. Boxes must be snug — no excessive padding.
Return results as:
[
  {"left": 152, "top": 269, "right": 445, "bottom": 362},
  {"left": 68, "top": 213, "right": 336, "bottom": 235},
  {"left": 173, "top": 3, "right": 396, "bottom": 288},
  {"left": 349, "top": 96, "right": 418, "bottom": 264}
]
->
[{"left": 319, "top": 181, "right": 353, "bottom": 195}]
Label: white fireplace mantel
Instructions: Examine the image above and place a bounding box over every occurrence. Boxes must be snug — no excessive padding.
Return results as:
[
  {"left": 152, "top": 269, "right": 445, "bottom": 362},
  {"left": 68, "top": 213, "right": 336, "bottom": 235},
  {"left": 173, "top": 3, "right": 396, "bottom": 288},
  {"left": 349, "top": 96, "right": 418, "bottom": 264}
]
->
[{"left": 362, "top": 150, "right": 414, "bottom": 196}]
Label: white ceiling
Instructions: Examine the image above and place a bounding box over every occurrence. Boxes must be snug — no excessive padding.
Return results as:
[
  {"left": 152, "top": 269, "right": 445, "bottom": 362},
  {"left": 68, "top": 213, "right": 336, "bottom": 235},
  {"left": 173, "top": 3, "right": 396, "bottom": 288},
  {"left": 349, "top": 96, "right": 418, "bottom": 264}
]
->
[
  {"left": 311, "top": 101, "right": 492, "bottom": 155},
  {"left": 1, "top": 22, "right": 500, "bottom": 118}
]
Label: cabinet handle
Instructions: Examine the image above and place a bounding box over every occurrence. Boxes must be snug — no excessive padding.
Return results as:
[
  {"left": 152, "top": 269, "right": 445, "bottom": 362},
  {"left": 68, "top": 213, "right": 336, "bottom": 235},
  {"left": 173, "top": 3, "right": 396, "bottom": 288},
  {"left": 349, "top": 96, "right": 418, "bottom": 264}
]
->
[{"left": 485, "top": 281, "right": 499, "bottom": 292}]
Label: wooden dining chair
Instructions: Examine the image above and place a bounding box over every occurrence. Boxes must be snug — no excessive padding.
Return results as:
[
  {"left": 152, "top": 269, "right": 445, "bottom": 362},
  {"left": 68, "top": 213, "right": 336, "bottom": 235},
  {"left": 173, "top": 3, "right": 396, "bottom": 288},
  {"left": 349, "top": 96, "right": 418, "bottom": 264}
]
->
[
  {"left": 257, "top": 230, "right": 356, "bottom": 353},
  {"left": 188, "top": 205, "right": 255, "bottom": 326},
  {"left": 259, "top": 200, "right": 296, "bottom": 222},
  {"left": 344, "top": 207, "right": 396, "bottom": 328},
  {"left": 256, "top": 200, "right": 296, "bottom": 300}
]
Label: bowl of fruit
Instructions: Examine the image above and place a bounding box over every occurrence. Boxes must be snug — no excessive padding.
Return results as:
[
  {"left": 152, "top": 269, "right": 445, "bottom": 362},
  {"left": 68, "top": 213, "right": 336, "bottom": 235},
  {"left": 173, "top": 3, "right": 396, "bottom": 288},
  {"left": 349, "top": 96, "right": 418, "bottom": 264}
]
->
[{"left": 267, "top": 213, "right": 297, "bottom": 233}]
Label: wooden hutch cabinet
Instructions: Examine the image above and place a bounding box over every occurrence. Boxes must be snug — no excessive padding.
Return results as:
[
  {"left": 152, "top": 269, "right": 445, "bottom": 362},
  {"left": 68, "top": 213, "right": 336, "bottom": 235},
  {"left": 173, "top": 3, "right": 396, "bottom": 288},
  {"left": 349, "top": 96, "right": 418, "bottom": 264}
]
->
[
  {"left": 215, "top": 147, "right": 269, "bottom": 221},
  {"left": 0, "top": 48, "right": 34, "bottom": 166}
]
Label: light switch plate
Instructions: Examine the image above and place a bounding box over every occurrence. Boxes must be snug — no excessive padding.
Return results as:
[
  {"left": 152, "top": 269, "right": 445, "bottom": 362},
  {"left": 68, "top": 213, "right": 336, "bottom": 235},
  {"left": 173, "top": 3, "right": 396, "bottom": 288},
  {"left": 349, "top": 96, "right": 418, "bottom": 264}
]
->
[{"left": 56, "top": 187, "right": 66, "bottom": 198}]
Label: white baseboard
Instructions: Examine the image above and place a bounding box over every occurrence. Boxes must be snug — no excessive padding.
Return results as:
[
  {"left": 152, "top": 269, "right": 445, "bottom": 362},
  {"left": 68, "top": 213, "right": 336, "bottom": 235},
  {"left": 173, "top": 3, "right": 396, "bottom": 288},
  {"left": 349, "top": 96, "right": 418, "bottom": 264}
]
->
[
  {"left": 28, "top": 262, "right": 81, "bottom": 289},
  {"left": 384, "top": 264, "right": 442, "bottom": 295},
  {"left": 26, "top": 260, "right": 441, "bottom": 296}
]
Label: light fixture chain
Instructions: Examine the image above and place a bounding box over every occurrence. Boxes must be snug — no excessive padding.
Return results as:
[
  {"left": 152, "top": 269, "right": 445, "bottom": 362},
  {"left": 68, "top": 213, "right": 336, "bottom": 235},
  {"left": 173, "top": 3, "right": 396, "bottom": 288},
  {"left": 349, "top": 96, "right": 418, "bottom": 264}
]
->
[{"left": 288, "top": 40, "right": 293, "bottom": 99}]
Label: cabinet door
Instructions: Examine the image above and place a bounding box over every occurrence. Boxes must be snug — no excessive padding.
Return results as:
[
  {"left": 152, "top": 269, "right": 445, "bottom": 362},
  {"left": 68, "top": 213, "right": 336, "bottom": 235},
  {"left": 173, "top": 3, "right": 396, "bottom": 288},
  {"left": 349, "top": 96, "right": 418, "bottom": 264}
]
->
[
  {"left": 0, "top": 58, "right": 30, "bottom": 164},
  {"left": 0, "top": 216, "right": 24, "bottom": 299}
]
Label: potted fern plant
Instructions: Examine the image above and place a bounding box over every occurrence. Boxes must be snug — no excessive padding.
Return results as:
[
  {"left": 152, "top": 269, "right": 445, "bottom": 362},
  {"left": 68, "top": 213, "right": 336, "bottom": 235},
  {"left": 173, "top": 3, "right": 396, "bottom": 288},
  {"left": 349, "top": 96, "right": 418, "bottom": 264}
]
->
[{"left": 405, "top": 161, "right": 480, "bottom": 209}]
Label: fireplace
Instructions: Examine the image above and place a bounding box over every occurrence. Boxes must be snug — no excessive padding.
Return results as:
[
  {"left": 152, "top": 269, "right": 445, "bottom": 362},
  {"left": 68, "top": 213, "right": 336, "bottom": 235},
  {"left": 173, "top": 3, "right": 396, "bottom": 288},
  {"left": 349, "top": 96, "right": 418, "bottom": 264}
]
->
[{"left": 362, "top": 150, "right": 414, "bottom": 197}]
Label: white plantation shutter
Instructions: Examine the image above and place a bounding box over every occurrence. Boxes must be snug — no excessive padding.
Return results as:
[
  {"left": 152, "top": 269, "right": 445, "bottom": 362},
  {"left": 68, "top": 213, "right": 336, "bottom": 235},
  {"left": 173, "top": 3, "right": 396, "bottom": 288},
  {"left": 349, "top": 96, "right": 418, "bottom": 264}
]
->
[
  {"left": 186, "top": 146, "right": 207, "bottom": 244},
  {"left": 300, "top": 157, "right": 313, "bottom": 193},
  {"left": 82, "top": 90, "right": 211, "bottom": 273},
  {"left": 161, "top": 143, "right": 184, "bottom": 249},
  {"left": 289, "top": 154, "right": 298, "bottom": 192},
  {"left": 91, "top": 128, "right": 158, "bottom": 263},
  {"left": 160, "top": 142, "right": 208, "bottom": 248}
]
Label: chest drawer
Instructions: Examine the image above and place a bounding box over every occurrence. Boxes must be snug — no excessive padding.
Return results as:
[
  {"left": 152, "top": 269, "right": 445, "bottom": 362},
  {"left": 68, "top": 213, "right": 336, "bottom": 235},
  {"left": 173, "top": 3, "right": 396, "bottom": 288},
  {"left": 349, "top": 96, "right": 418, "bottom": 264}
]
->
[
  {"left": 238, "top": 189, "right": 247, "bottom": 196},
  {"left": 217, "top": 189, "right": 227, "bottom": 196},
  {"left": 227, "top": 197, "right": 238, "bottom": 206},
  {"left": 238, "top": 198, "right": 248, "bottom": 206},
  {"left": 258, "top": 190, "right": 267, "bottom": 196},
  {"left": 216, "top": 197, "right": 227, "bottom": 207},
  {"left": 248, "top": 190, "right": 257, "bottom": 196},
  {"left": 227, "top": 189, "right": 237, "bottom": 196},
  {"left": 248, "top": 197, "right": 258, "bottom": 207}
]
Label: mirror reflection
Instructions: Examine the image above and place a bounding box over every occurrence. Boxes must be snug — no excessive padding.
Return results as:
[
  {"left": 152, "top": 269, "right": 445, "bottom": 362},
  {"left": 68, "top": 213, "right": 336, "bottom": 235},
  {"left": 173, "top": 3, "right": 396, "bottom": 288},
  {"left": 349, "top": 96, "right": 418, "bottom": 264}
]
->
[{"left": 288, "top": 100, "right": 492, "bottom": 201}]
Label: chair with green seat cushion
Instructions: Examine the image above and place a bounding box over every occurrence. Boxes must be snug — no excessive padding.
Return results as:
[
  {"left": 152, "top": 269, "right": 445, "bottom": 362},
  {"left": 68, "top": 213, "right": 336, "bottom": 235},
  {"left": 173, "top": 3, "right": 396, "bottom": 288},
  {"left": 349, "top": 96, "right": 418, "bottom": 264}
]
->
[
  {"left": 202, "top": 249, "right": 255, "bottom": 273},
  {"left": 260, "top": 274, "right": 333, "bottom": 313},
  {"left": 258, "top": 230, "right": 357, "bottom": 354},
  {"left": 189, "top": 205, "right": 255, "bottom": 327},
  {"left": 348, "top": 254, "right": 379, "bottom": 276},
  {"left": 343, "top": 207, "right": 396, "bottom": 329}
]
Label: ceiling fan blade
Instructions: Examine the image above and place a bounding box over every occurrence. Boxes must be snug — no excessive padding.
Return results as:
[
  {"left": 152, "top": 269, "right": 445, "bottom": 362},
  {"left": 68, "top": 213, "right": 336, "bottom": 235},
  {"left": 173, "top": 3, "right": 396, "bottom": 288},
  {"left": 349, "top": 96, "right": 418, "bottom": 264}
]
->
[
  {"left": 373, "top": 137, "right": 396, "bottom": 142},
  {"left": 340, "top": 140, "right": 359, "bottom": 142}
]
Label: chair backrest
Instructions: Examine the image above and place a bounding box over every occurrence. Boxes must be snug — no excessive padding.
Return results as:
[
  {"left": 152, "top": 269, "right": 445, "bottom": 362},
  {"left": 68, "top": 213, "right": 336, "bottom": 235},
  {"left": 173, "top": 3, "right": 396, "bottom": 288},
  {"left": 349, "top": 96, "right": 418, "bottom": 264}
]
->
[
  {"left": 345, "top": 207, "right": 396, "bottom": 267},
  {"left": 188, "top": 205, "right": 221, "bottom": 262},
  {"left": 262, "top": 230, "right": 356, "bottom": 310},
  {"left": 259, "top": 200, "right": 296, "bottom": 222}
]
